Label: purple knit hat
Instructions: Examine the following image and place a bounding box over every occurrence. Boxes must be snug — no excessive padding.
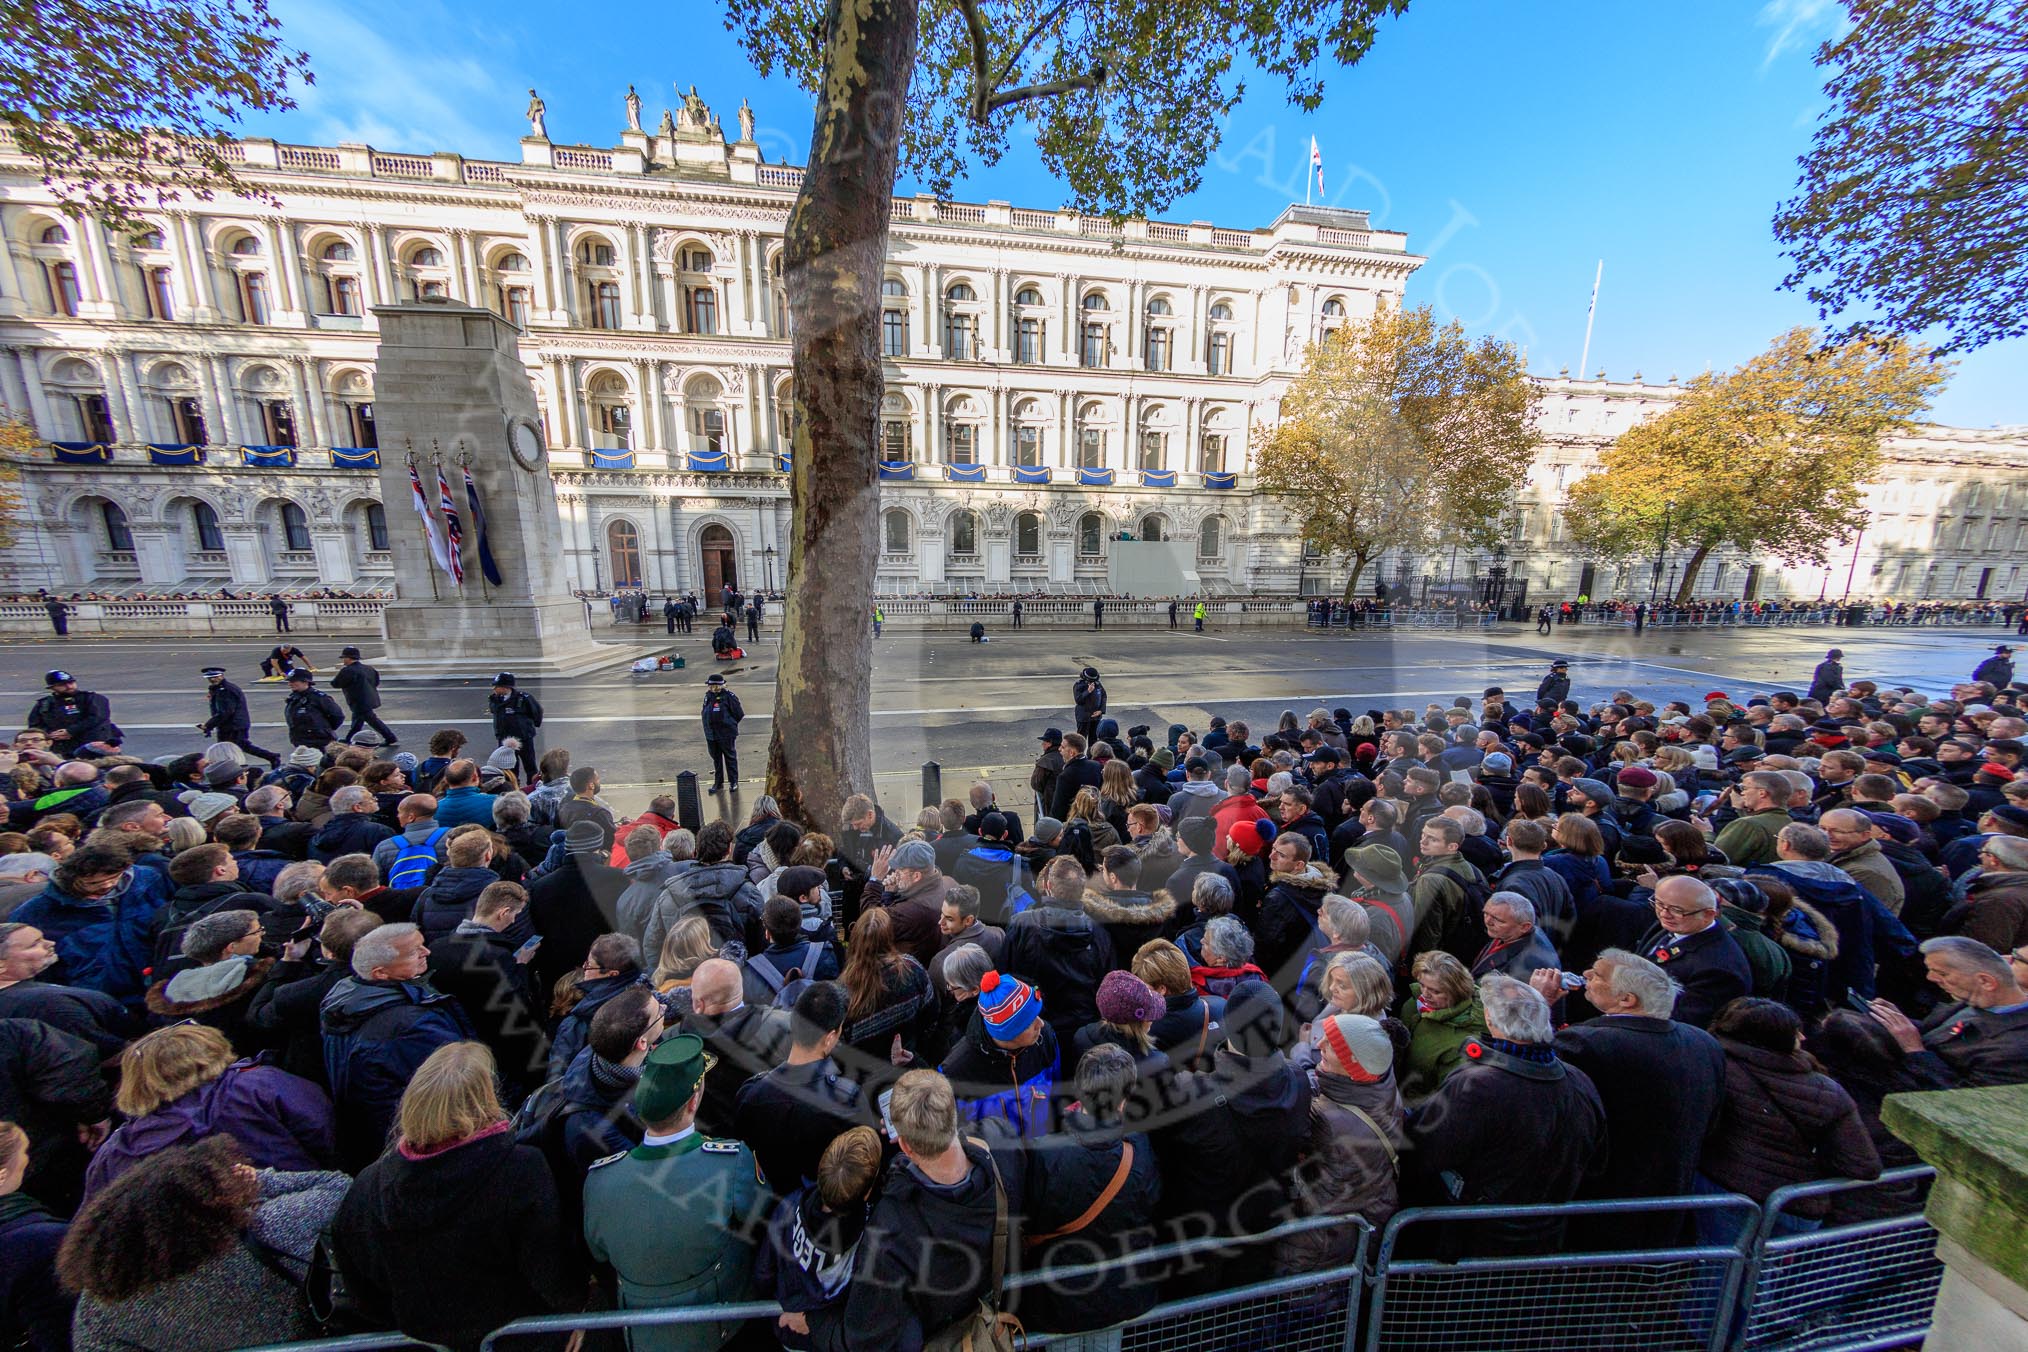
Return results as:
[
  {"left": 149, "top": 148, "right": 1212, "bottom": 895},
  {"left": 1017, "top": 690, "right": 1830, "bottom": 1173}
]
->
[{"left": 1096, "top": 970, "right": 1164, "bottom": 1025}]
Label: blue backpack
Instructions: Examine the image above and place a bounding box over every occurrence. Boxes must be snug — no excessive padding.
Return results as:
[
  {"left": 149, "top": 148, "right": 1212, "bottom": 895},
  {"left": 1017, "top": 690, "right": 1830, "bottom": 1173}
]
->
[{"left": 387, "top": 827, "right": 449, "bottom": 891}]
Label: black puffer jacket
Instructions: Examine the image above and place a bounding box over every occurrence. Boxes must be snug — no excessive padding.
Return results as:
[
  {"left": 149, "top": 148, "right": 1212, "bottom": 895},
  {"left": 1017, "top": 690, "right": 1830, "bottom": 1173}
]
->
[
  {"left": 1256, "top": 865, "right": 1339, "bottom": 990},
  {"left": 1002, "top": 900, "right": 1115, "bottom": 1046},
  {"left": 1700, "top": 1038, "right": 1882, "bottom": 1215},
  {"left": 410, "top": 865, "right": 500, "bottom": 943}
]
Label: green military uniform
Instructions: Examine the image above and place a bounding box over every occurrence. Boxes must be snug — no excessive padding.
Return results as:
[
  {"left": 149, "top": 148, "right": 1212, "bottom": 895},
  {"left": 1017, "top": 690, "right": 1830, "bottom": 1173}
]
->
[{"left": 582, "top": 1034, "right": 771, "bottom": 1352}]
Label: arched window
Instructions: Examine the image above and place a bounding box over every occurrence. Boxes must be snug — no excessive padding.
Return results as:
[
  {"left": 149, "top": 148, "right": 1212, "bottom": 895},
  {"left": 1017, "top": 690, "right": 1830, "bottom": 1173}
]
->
[
  {"left": 1321, "top": 297, "right": 1346, "bottom": 317},
  {"left": 497, "top": 252, "right": 529, "bottom": 272},
  {"left": 1081, "top": 293, "right": 1109, "bottom": 311},
  {"left": 1138, "top": 428, "right": 1166, "bottom": 472},
  {"left": 588, "top": 371, "right": 633, "bottom": 449},
  {"left": 882, "top": 280, "right": 909, "bottom": 356},
  {"left": 1146, "top": 297, "right": 1171, "bottom": 316},
  {"left": 192, "top": 501, "right": 224, "bottom": 552},
  {"left": 1015, "top": 511, "right": 1042, "bottom": 558},
  {"left": 1209, "top": 302, "right": 1232, "bottom": 321},
  {"left": 682, "top": 247, "right": 714, "bottom": 272},
  {"left": 1198, "top": 516, "right": 1224, "bottom": 559},
  {"left": 882, "top": 277, "right": 908, "bottom": 298},
  {"left": 883, "top": 509, "right": 912, "bottom": 555},
  {"left": 946, "top": 282, "right": 976, "bottom": 302},
  {"left": 39, "top": 224, "right": 69, "bottom": 245},
  {"left": 134, "top": 229, "right": 166, "bottom": 250},
  {"left": 1014, "top": 286, "right": 1042, "bottom": 307},
  {"left": 1140, "top": 515, "right": 1165, "bottom": 542},
  {"left": 578, "top": 240, "right": 616, "bottom": 267},
  {"left": 1078, "top": 512, "right": 1104, "bottom": 558},
  {"left": 606, "top": 520, "right": 643, "bottom": 588},
  {"left": 364, "top": 503, "right": 389, "bottom": 552},
  {"left": 279, "top": 503, "right": 311, "bottom": 552},
  {"left": 950, "top": 510, "right": 978, "bottom": 556},
  {"left": 322, "top": 241, "right": 355, "bottom": 261},
  {"left": 101, "top": 502, "right": 134, "bottom": 552},
  {"left": 229, "top": 235, "right": 261, "bottom": 256}
]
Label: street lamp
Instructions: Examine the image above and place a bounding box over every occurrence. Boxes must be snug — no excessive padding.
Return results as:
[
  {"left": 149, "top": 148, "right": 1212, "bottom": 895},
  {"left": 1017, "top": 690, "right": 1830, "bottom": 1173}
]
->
[{"left": 762, "top": 544, "right": 777, "bottom": 593}]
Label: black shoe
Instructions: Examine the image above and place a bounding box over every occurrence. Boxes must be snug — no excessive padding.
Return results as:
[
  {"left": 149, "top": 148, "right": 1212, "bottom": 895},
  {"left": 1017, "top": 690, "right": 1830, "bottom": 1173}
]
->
[{"left": 707, "top": 781, "right": 723, "bottom": 794}]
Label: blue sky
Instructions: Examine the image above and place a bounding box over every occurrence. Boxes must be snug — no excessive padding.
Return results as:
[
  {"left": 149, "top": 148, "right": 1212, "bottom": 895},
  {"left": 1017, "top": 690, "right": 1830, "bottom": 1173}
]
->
[{"left": 245, "top": 0, "right": 2021, "bottom": 430}]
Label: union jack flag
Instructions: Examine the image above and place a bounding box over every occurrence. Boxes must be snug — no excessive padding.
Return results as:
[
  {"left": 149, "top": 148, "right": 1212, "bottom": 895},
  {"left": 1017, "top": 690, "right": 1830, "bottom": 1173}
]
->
[{"left": 437, "top": 465, "right": 465, "bottom": 585}]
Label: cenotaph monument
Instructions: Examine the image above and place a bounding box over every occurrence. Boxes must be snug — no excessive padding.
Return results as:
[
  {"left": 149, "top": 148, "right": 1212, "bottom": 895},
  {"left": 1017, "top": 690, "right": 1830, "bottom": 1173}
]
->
[{"left": 367, "top": 298, "right": 629, "bottom": 675}]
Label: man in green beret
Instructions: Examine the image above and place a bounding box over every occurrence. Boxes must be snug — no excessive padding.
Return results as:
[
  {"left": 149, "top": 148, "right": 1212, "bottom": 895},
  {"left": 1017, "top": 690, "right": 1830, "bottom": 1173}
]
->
[{"left": 582, "top": 1033, "right": 771, "bottom": 1351}]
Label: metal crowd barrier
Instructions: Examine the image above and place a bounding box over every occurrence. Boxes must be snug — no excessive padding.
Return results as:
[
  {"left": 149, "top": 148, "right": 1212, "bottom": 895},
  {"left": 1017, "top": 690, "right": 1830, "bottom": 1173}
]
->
[
  {"left": 1736, "top": 1168, "right": 1942, "bottom": 1352},
  {"left": 266, "top": 1181, "right": 1949, "bottom": 1352},
  {"left": 1363, "top": 1194, "right": 1760, "bottom": 1352}
]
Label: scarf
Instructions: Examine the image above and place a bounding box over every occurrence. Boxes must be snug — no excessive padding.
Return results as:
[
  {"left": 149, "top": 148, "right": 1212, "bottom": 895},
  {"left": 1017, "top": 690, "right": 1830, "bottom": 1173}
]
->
[
  {"left": 1480, "top": 1035, "right": 1557, "bottom": 1066},
  {"left": 589, "top": 1052, "right": 644, "bottom": 1099}
]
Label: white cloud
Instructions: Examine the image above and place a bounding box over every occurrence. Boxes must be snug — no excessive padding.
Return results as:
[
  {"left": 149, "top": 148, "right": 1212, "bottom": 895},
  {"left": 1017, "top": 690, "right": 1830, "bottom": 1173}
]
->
[
  {"left": 1756, "top": 0, "right": 1850, "bottom": 72},
  {"left": 259, "top": 0, "right": 516, "bottom": 157}
]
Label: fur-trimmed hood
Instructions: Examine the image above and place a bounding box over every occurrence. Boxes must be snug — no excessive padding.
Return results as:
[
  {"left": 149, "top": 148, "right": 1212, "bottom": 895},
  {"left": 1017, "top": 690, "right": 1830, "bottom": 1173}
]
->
[
  {"left": 1776, "top": 897, "right": 1840, "bottom": 961},
  {"left": 147, "top": 955, "right": 275, "bottom": 1017},
  {"left": 1269, "top": 864, "right": 1340, "bottom": 893},
  {"left": 1081, "top": 886, "right": 1180, "bottom": 927}
]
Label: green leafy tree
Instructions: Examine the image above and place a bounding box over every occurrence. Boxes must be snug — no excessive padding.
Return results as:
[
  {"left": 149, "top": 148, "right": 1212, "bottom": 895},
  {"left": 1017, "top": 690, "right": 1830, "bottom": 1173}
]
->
[
  {"left": 0, "top": 0, "right": 313, "bottom": 232},
  {"left": 724, "top": 0, "right": 1407, "bottom": 828},
  {"left": 1563, "top": 328, "right": 1949, "bottom": 603},
  {"left": 1252, "top": 304, "right": 1537, "bottom": 600},
  {"left": 1774, "top": 0, "right": 2028, "bottom": 353}
]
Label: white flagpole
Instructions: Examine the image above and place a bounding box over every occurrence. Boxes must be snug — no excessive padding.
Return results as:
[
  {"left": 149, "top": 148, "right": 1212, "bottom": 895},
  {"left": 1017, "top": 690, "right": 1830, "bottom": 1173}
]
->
[
  {"left": 1578, "top": 259, "right": 1603, "bottom": 378},
  {"left": 1307, "top": 137, "right": 1314, "bottom": 205}
]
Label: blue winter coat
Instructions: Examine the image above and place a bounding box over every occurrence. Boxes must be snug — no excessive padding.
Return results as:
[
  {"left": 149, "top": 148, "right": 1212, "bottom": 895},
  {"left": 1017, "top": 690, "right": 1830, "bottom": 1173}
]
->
[
  {"left": 1747, "top": 861, "right": 1913, "bottom": 1002},
  {"left": 10, "top": 869, "right": 172, "bottom": 1011},
  {"left": 320, "top": 976, "right": 475, "bottom": 1167},
  {"left": 547, "top": 972, "right": 652, "bottom": 1081}
]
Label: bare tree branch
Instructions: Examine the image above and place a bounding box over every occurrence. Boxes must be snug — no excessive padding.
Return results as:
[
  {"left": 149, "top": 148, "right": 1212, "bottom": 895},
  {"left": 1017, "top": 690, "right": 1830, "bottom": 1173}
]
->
[{"left": 984, "top": 69, "right": 1106, "bottom": 113}]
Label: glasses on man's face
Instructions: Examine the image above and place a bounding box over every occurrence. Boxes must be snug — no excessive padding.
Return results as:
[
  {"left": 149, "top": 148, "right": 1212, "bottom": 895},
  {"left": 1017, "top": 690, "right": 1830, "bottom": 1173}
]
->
[{"left": 1651, "top": 899, "right": 1711, "bottom": 920}]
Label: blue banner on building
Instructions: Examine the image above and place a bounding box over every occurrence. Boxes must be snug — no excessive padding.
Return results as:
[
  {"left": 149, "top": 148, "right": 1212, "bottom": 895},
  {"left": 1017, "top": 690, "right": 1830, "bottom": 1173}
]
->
[
  {"left": 50, "top": 442, "right": 111, "bottom": 464},
  {"left": 944, "top": 463, "right": 987, "bottom": 482},
  {"left": 774, "top": 453, "right": 791, "bottom": 474},
  {"left": 590, "top": 448, "right": 640, "bottom": 470},
  {"left": 879, "top": 460, "right": 915, "bottom": 481},
  {"left": 1012, "top": 464, "right": 1052, "bottom": 484},
  {"left": 1140, "top": 469, "right": 1178, "bottom": 488},
  {"left": 1076, "top": 467, "right": 1115, "bottom": 487},
  {"left": 681, "top": 449, "right": 726, "bottom": 472},
  {"left": 147, "top": 444, "right": 204, "bottom": 466},
  {"left": 1202, "top": 471, "right": 1238, "bottom": 490},
  {"left": 240, "top": 445, "right": 297, "bottom": 468},
  {"left": 330, "top": 447, "right": 381, "bottom": 469}
]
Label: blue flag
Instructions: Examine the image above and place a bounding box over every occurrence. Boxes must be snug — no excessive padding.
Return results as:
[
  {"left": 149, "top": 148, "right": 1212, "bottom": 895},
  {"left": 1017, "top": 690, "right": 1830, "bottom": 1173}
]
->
[{"left": 462, "top": 467, "right": 504, "bottom": 587}]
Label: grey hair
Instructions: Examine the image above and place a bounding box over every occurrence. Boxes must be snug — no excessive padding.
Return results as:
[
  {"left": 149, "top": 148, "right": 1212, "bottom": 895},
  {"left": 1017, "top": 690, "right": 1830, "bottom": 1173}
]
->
[
  {"left": 352, "top": 922, "right": 420, "bottom": 978},
  {"left": 1445, "top": 806, "right": 1487, "bottom": 837},
  {"left": 941, "top": 942, "right": 992, "bottom": 997},
  {"left": 0, "top": 852, "right": 54, "bottom": 880},
  {"left": 1320, "top": 895, "right": 1370, "bottom": 946},
  {"left": 181, "top": 908, "right": 259, "bottom": 962},
  {"left": 1984, "top": 836, "right": 2028, "bottom": 871},
  {"left": 1484, "top": 890, "right": 1535, "bottom": 925},
  {"left": 1190, "top": 873, "right": 1234, "bottom": 916},
  {"left": 1203, "top": 914, "right": 1254, "bottom": 966},
  {"left": 1479, "top": 973, "right": 1554, "bottom": 1044},
  {"left": 1326, "top": 950, "right": 1393, "bottom": 1017},
  {"left": 1264, "top": 771, "right": 1294, "bottom": 796},
  {"left": 1594, "top": 948, "right": 1679, "bottom": 1018},
  {"left": 271, "top": 859, "right": 325, "bottom": 902},
  {"left": 1919, "top": 935, "right": 2014, "bottom": 983},
  {"left": 1225, "top": 765, "right": 1253, "bottom": 793},
  {"left": 244, "top": 785, "right": 288, "bottom": 815},
  {"left": 492, "top": 791, "right": 531, "bottom": 827},
  {"left": 663, "top": 828, "right": 696, "bottom": 861},
  {"left": 329, "top": 785, "right": 374, "bottom": 814},
  {"left": 1779, "top": 822, "right": 1832, "bottom": 860}
]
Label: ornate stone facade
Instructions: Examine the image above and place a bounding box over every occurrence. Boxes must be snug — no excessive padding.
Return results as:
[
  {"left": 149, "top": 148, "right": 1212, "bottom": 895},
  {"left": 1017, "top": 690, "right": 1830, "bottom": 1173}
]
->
[{"left": 0, "top": 107, "right": 2022, "bottom": 602}]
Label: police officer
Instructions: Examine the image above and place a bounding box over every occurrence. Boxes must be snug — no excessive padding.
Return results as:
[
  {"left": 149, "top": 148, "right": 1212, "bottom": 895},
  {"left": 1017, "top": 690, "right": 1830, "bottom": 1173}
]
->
[
  {"left": 332, "top": 646, "right": 398, "bottom": 746},
  {"left": 744, "top": 597, "right": 760, "bottom": 643},
  {"left": 664, "top": 595, "right": 680, "bottom": 635},
  {"left": 269, "top": 593, "right": 291, "bottom": 633},
  {"left": 29, "top": 671, "right": 121, "bottom": 756},
  {"left": 42, "top": 593, "right": 68, "bottom": 637},
  {"left": 1168, "top": 598, "right": 1179, "bottom": 630},
  {"left": 282, "top": 669, "right": 343, "bottom": 749},
  {"left": 488, "top": 672, "right": 544, "bottom": 783},
  {"left": 711, "top": 614, "right": 739, "bottom": 659},
  {"left": 1073, "top": 665, "right": 1107, "bottom": 742},
  {"left": 582, "top": 1034, "right": 766, "bottom": 1344},
  {"left": 1535, "top": 659, "right": 1571, "bottom": 711},
  {"left": 702, "top": 673, "right": 744, "bottom": 794},
  {"left": 198, "top": 666, "right": 278, "bottom": 766}
]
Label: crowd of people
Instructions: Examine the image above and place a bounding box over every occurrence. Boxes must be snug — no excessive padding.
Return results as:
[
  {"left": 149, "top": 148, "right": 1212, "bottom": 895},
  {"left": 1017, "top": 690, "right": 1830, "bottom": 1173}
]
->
[{"left": 2, "top": 641, "right": 2027, "bottom": 1352}]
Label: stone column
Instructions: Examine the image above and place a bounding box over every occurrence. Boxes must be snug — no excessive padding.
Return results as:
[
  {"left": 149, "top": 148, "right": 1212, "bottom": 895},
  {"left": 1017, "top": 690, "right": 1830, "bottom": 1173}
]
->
[
  {"left": 96, "top": 348, "right": 136, "bottom": 444},
  {"left": 293, "top": 358, "right": 331, "bottom": 449},
  {"left": 365, "top": 224, "right": 396, "bottom": 311},
  {"left": 75, "top": 217, "right": 119, "bottom": 318},
  {"left": 177, "top": 215, "right": 222, "bottom": 321},
  {"left": 1885, "top": 1085, "right": 2028, "bottom": 1351},
  {"left": 275, "top": 220, "right": 308, "bottom": 322},
  {"left": 205, "top": 356, "right": 242, "bottom": 446},
  {"left": 0, "top": 229, "right": 28, "bottom": 318},
  {"left": 525, "top": 216, "right": 556, "bottom": 319}
]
